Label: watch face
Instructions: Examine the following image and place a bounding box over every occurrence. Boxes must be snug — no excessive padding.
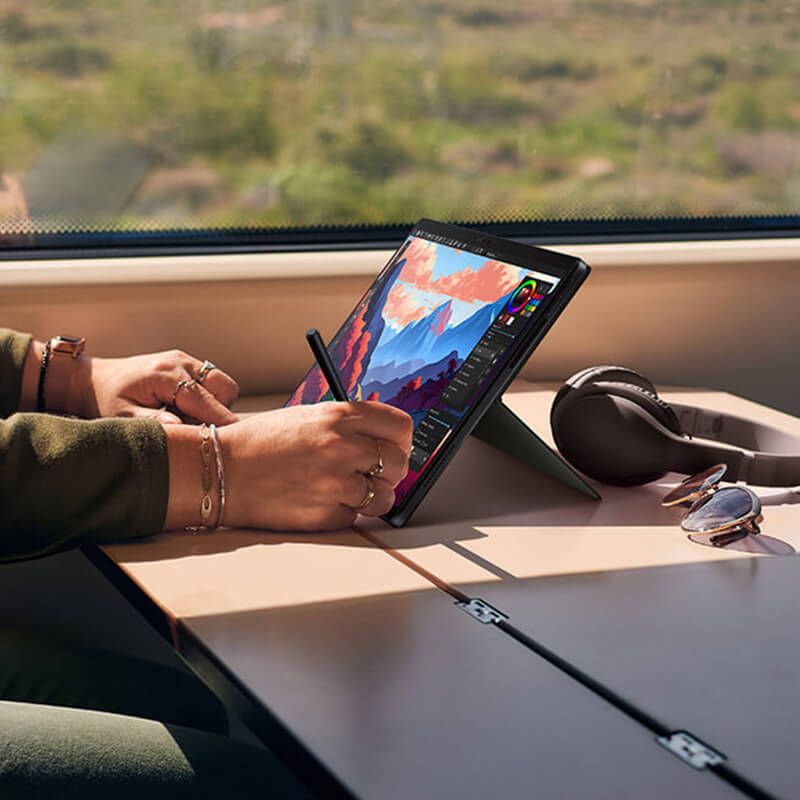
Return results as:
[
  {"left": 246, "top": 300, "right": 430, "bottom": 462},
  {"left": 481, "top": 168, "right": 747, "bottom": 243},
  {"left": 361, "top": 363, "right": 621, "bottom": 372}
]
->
[{"left": 51, "top": 335, "right": 86, "bottom": 356}]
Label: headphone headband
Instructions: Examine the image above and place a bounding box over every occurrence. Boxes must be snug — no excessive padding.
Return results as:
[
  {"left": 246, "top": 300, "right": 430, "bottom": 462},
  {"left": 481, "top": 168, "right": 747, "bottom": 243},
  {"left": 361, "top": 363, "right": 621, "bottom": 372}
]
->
[{"left": 671, "top": 403, "right": 800, "bottom": 485}]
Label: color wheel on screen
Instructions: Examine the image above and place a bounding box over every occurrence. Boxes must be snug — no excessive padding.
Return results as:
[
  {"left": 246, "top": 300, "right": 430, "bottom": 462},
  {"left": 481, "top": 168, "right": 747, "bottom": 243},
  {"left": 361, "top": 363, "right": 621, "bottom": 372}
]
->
[{"left": 508, "top": 279, "right": 537, "bottom": 313}]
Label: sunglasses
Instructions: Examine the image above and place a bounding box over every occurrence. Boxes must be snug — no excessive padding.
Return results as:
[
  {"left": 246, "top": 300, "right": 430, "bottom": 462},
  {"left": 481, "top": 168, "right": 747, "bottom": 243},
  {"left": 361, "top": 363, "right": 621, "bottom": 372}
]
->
[{"left": 661, "top": 464, "right": 763, "bottom": 547}]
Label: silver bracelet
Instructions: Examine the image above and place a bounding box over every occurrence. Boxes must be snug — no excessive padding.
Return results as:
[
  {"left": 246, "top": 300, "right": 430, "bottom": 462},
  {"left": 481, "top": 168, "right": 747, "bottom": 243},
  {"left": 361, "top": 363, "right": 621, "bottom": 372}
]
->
[{"left": 209, "top": 424, "right": 226, "bottom": 528}]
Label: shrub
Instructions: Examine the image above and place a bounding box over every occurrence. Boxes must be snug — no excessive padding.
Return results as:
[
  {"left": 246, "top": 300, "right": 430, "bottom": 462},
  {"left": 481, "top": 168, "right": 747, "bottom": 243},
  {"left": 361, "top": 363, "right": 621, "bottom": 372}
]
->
[
  {"left": 1, "top": 12, "right": 35, "bottom": 42},
  {"left": 35, "top": 43, "right": 112, "bottom": 77},
  {"left": 339, "top": 120, "right": 411, "bottom": 182},
  {"left": 713, "top": 84, "right": 766, "bottom": 131}
]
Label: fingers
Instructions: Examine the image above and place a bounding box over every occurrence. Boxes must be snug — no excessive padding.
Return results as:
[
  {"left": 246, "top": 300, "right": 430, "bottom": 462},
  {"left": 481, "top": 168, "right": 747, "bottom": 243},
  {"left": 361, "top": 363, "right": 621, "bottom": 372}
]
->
[
  {"left": 318, "top": 506, "right": 358, "bottom": 531},
  {"left": 195, "top": 364, "right": 239, "bottom": 408},
  {"left": 311, "top": 403, "right": 412, "bottom": 518},
  {"left": 342, "top": 473, "right": 396, "bottom": 517},
  {"left": 155, "top": 351, "right": 239, "bottom": 424},
  {"left": 329, "top": 401, "right": 414, "bottom": 453},
  {"left": 355, "top": 437, "right": 408, "bottom": 485},
  {"left": 172, "top": 381, "right": 239, "bottom": 426},
  {"left": 130, "top": 406, "right": 183, "bottom": 425}
]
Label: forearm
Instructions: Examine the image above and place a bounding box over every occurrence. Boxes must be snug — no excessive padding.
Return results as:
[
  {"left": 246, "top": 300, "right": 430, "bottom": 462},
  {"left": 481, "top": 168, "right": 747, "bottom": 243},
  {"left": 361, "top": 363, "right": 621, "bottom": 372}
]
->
[
  {"left": 17, "top": 337, "right": 42, "bottom": 412},
  {"left": 0, "top": 329, "right": 33, "bottom": 416},
  {"left": 0, "top": 414, "right": 168, "bottom": 562}
]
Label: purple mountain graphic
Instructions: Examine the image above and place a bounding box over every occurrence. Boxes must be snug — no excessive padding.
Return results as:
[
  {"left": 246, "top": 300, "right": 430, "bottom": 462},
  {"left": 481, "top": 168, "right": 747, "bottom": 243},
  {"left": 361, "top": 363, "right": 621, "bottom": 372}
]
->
[
  {"left": 362, "top": 351, "right": 461, "bottom": 403},
  {"left": 364, "top": 357, "right": 426, "bottom": 386}
]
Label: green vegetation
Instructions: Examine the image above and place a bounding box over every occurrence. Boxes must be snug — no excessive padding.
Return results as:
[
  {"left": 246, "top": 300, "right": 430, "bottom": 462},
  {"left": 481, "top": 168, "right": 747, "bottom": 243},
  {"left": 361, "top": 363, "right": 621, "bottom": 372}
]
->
[{"left": 1, "top": 0, "right": 799, "bottom": 231}]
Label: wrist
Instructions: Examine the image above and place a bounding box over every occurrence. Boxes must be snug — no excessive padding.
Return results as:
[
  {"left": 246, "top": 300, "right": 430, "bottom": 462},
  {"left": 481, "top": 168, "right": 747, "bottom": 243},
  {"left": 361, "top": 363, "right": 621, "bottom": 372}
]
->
[
  {"left": 164, "top": 424, "right": 207, "bottom": 530},
  {"left": 63, "top": 353, "right": 94, "bottom": 416},
  {"left": 215, "top": 424, "right": 244, "bottom": 528},
  {"left": 39, "top": 335, "right": 88, "bottom": 415},
  {"left": 19, "top": 339, "right": 44, "bottom": 412},
  {"left": 164, "top": 422, "right": 232, "bottom": 531}
]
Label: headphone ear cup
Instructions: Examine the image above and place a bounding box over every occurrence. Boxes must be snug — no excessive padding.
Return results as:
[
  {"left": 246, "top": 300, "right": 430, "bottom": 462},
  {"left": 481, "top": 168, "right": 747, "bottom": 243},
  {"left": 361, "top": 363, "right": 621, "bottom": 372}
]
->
[
  {"left": 598, "top": 381, "right": 684, "bottom": 436},
  {"left": 552, "top": 365, "right": 660, "bottom": 416},
  {"left": 551, "top": 383, "right": 684, "bottom": 486}
]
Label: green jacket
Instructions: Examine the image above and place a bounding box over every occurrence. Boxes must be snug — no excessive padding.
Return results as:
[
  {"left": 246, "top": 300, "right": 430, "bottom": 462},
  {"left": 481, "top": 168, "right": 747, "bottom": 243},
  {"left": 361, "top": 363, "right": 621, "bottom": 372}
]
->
[{"left": 0, "top": 329, "right": 168, "bottom": 561}]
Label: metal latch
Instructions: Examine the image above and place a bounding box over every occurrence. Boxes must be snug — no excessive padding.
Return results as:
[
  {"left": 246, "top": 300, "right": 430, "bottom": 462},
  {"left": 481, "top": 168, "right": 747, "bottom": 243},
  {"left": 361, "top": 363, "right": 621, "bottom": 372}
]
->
[
  {"left": 456, "top": 598, "right": 508, "bottom": 625},
  {"left": 656, "top": 731, "right": 725, "bottom": 770}
]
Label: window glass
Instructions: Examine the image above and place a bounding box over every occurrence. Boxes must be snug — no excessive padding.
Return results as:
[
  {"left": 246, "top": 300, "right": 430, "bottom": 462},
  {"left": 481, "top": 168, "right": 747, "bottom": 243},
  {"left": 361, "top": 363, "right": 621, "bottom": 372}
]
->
[{"left": 1, "top": 1, "right": 799, "bottom": 248}]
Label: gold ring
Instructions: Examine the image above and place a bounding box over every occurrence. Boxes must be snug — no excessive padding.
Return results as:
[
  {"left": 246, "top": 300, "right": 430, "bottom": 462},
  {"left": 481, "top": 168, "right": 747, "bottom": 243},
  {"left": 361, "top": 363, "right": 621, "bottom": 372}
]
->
[
  {"left": 197, "top": 360, "right": 217, "bottom": 384},
  {"left": 364, "top": 442, "right": 383, "bottom": 478},
  {"left": 171, "top": 378, "right": 193, "bottom": 406},
  {"left": 352, "top": 474, "right": 376, "bottom": 512}
]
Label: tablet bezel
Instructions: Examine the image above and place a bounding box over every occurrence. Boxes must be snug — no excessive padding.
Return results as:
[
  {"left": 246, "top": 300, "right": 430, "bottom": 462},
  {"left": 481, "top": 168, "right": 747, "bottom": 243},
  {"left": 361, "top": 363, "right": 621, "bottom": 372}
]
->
[{"left": 380, "top": 218, "right": 590, "bottom": 527}]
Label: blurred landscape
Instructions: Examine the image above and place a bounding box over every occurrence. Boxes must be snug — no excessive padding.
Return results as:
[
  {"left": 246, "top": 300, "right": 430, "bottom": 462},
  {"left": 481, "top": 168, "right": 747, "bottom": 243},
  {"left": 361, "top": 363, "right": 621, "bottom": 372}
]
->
[{"left": 1, "top": 0, "right": 799, "bottom": 233}]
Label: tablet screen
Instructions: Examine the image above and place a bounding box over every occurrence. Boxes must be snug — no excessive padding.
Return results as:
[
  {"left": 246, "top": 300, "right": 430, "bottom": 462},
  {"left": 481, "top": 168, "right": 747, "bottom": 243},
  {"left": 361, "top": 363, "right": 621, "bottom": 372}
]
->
[{"left": 287, "top": 225, "right": 562, "bottom": 509}]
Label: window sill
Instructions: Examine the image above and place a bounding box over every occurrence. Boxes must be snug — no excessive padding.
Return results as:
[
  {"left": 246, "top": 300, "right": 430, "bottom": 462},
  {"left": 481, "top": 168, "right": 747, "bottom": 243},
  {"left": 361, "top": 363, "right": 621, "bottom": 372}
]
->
[{"left": 0, "top": 237, "right": 798, "bottom": 288}]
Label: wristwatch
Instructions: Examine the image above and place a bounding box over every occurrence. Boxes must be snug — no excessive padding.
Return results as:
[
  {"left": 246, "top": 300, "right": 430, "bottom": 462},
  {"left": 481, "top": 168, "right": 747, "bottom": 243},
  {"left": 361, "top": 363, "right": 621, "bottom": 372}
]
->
[{"left": 37, "top": 335, "right": 86, "bottom": 413}]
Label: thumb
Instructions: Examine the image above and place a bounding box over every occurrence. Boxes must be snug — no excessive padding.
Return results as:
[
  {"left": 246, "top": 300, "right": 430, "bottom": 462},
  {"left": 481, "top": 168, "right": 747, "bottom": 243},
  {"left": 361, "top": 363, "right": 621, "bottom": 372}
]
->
[
  {"left": 172, "top": 382, "right": 240, "bottom": 426},
  {"left": 130, "top": 406, "right": 184, "bottom": 425}
]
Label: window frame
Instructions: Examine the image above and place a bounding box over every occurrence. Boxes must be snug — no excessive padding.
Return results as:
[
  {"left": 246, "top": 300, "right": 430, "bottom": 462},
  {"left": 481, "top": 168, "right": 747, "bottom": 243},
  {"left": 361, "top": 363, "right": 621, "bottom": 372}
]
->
[{"left": 3, "top": 215, "right": 800, "bottom": 262}]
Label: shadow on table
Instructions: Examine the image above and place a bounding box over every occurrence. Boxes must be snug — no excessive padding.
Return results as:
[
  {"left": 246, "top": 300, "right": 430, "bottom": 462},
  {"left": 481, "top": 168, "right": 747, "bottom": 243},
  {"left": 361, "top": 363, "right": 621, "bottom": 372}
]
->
[
  {"left": 112, "top": 433, "right": 798, "bottom": 563},
  {"left": 687, "top": 532, "right": 796, "bottom": 556}
]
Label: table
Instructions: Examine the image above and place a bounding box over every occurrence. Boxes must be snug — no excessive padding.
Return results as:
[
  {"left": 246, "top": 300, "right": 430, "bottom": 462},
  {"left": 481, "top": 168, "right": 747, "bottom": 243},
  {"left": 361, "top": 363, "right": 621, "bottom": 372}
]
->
[{"left": 93, "top": 381, "right": 800, "bottom": 800}]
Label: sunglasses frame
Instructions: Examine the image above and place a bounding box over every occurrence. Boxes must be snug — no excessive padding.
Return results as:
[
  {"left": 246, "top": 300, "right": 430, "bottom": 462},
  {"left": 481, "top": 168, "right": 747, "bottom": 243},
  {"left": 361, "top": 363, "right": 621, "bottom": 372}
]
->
[
  {"left": 662, "top": 467, "right": 764, "bottom": 547},
  {"left": 660, "top": 463, "right": 728, "bottom": 508}
]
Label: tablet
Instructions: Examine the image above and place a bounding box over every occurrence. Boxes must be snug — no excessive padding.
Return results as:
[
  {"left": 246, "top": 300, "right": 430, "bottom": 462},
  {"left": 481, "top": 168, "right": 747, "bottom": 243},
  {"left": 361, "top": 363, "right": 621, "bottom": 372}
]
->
[{"left": 287, "top": 218, "right": 590, "bottom": 526}]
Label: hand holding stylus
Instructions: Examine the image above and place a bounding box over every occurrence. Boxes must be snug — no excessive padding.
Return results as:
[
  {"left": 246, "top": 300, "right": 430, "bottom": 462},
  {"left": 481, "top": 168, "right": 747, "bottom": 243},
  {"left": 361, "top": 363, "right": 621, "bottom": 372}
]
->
[{"left": 163, "top": 331, "right": 413, "bottom": 532}]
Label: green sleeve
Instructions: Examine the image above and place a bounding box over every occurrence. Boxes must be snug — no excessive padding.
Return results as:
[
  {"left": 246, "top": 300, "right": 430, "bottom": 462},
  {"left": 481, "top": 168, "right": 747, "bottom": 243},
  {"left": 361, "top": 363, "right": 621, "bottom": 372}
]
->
[
  {"left": 0, "top": 328, "right": 32, "bottom": 417},
  {"left": 0, "top": 414, "right": 169, "bottom": 562}
]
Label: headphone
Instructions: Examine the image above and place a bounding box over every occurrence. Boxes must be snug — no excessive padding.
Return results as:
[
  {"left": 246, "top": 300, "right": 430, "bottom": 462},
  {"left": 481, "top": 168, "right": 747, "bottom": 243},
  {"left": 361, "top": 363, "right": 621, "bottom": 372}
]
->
[{"left": 550, "top": 366, "right": 800, "bottom": 487}]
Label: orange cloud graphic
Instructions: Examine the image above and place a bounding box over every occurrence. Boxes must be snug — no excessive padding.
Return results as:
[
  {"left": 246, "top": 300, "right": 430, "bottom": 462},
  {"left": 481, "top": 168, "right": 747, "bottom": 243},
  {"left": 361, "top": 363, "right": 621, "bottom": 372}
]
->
[
  {"left": 397, "top": 237, "right": 436, "bottom": 286},
  {"left": 398, "top": 244, "right": 520, "bottom": 308},
  {"left": 383, "top": 283, "right": 427, "bottom": 328},
  {"left": 429, "top": 260, "right": 520, "bottom": 304}
]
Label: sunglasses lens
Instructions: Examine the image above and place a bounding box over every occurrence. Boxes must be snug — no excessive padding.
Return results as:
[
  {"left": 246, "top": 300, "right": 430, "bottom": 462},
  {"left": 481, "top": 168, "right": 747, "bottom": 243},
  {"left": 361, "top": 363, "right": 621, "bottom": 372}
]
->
[
  {"left": 682, "top": 487, "right": 755, "bottom": 533},
  {"left": 661, "top": 463, "right": 727, "bottom": 507}
]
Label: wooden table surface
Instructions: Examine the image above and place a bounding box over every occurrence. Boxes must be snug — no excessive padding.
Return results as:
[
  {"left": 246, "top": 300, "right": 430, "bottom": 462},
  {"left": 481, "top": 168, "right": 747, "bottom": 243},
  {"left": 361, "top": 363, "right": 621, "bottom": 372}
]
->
[{"left": 99, "top": 381, "right": 800, "bottom": 799}]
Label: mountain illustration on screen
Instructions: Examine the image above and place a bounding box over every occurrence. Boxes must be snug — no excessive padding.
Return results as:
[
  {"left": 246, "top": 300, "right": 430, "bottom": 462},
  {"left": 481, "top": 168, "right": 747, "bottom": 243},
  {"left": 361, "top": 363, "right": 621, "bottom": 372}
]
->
[
  {"left": 287, "top": 243, "right": 518, "bottom": 409},
  {"left": 382, "top": 355, "right": 461, "bottom": 414},
  {"left": 372, "top": 293, "right": 509, "bottom": 368},
  {"left": 362, "top": 350, "right": 461, "bottom": 403},
  {"left": 364, "top": 357, "right": 426, "bottom": 386}
]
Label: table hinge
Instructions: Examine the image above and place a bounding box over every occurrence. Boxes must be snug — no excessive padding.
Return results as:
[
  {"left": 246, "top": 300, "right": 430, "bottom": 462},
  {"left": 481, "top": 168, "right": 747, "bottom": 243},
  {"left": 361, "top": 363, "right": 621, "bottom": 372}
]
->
[
  {"left": 456, "top": 598, "right": 508, "bottom": 625},
  {"left": 656, "top": 731, "right": 726, "bottom": 770}
]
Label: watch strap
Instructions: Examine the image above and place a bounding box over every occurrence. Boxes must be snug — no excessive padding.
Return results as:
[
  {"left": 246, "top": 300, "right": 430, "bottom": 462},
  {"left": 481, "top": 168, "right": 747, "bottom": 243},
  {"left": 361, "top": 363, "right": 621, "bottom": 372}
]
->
[
  {"left": 38, "top": 336, "right": 86, "bottom": 414},
  {"left": 36, "top": 340, "right": 52, "bottom": 413}
]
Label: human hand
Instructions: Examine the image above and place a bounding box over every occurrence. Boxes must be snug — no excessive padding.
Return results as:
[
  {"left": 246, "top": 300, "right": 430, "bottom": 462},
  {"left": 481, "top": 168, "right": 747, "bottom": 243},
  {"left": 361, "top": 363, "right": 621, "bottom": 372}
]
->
[
  {"left": 71, "top": 349, "right": 239, "bottom": 425},
  {"left": 164, "top": 401, "right": 414, "bottom": 532}
]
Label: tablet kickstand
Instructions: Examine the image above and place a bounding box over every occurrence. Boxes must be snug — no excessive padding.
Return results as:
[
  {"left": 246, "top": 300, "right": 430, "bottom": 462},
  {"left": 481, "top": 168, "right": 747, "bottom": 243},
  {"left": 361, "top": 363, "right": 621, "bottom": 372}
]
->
[{"left": 471, "top": 398, "right": 601, "bottom": 500}]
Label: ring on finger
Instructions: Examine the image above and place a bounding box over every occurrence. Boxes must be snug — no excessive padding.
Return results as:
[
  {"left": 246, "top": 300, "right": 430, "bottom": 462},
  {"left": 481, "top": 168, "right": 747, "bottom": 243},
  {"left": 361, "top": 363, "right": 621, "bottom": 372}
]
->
[
  {"left": 171, "top": 378, "right": 195, "bottom": 406},
  {"left": 196, "top": 360, "right": 217, "bottom": 384},
  {"left": 364, "top": 441, "right": 384, "bottom": 478},
  {"left": 352, "top": 474, "right": 376, "bottom": 512}
]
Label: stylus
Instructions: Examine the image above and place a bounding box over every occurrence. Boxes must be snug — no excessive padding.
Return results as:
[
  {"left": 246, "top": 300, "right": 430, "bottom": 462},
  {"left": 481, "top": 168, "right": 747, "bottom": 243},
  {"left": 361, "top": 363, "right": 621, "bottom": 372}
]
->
[{"left": 306, "top": 328, "right": 349, "bottom": 401}]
